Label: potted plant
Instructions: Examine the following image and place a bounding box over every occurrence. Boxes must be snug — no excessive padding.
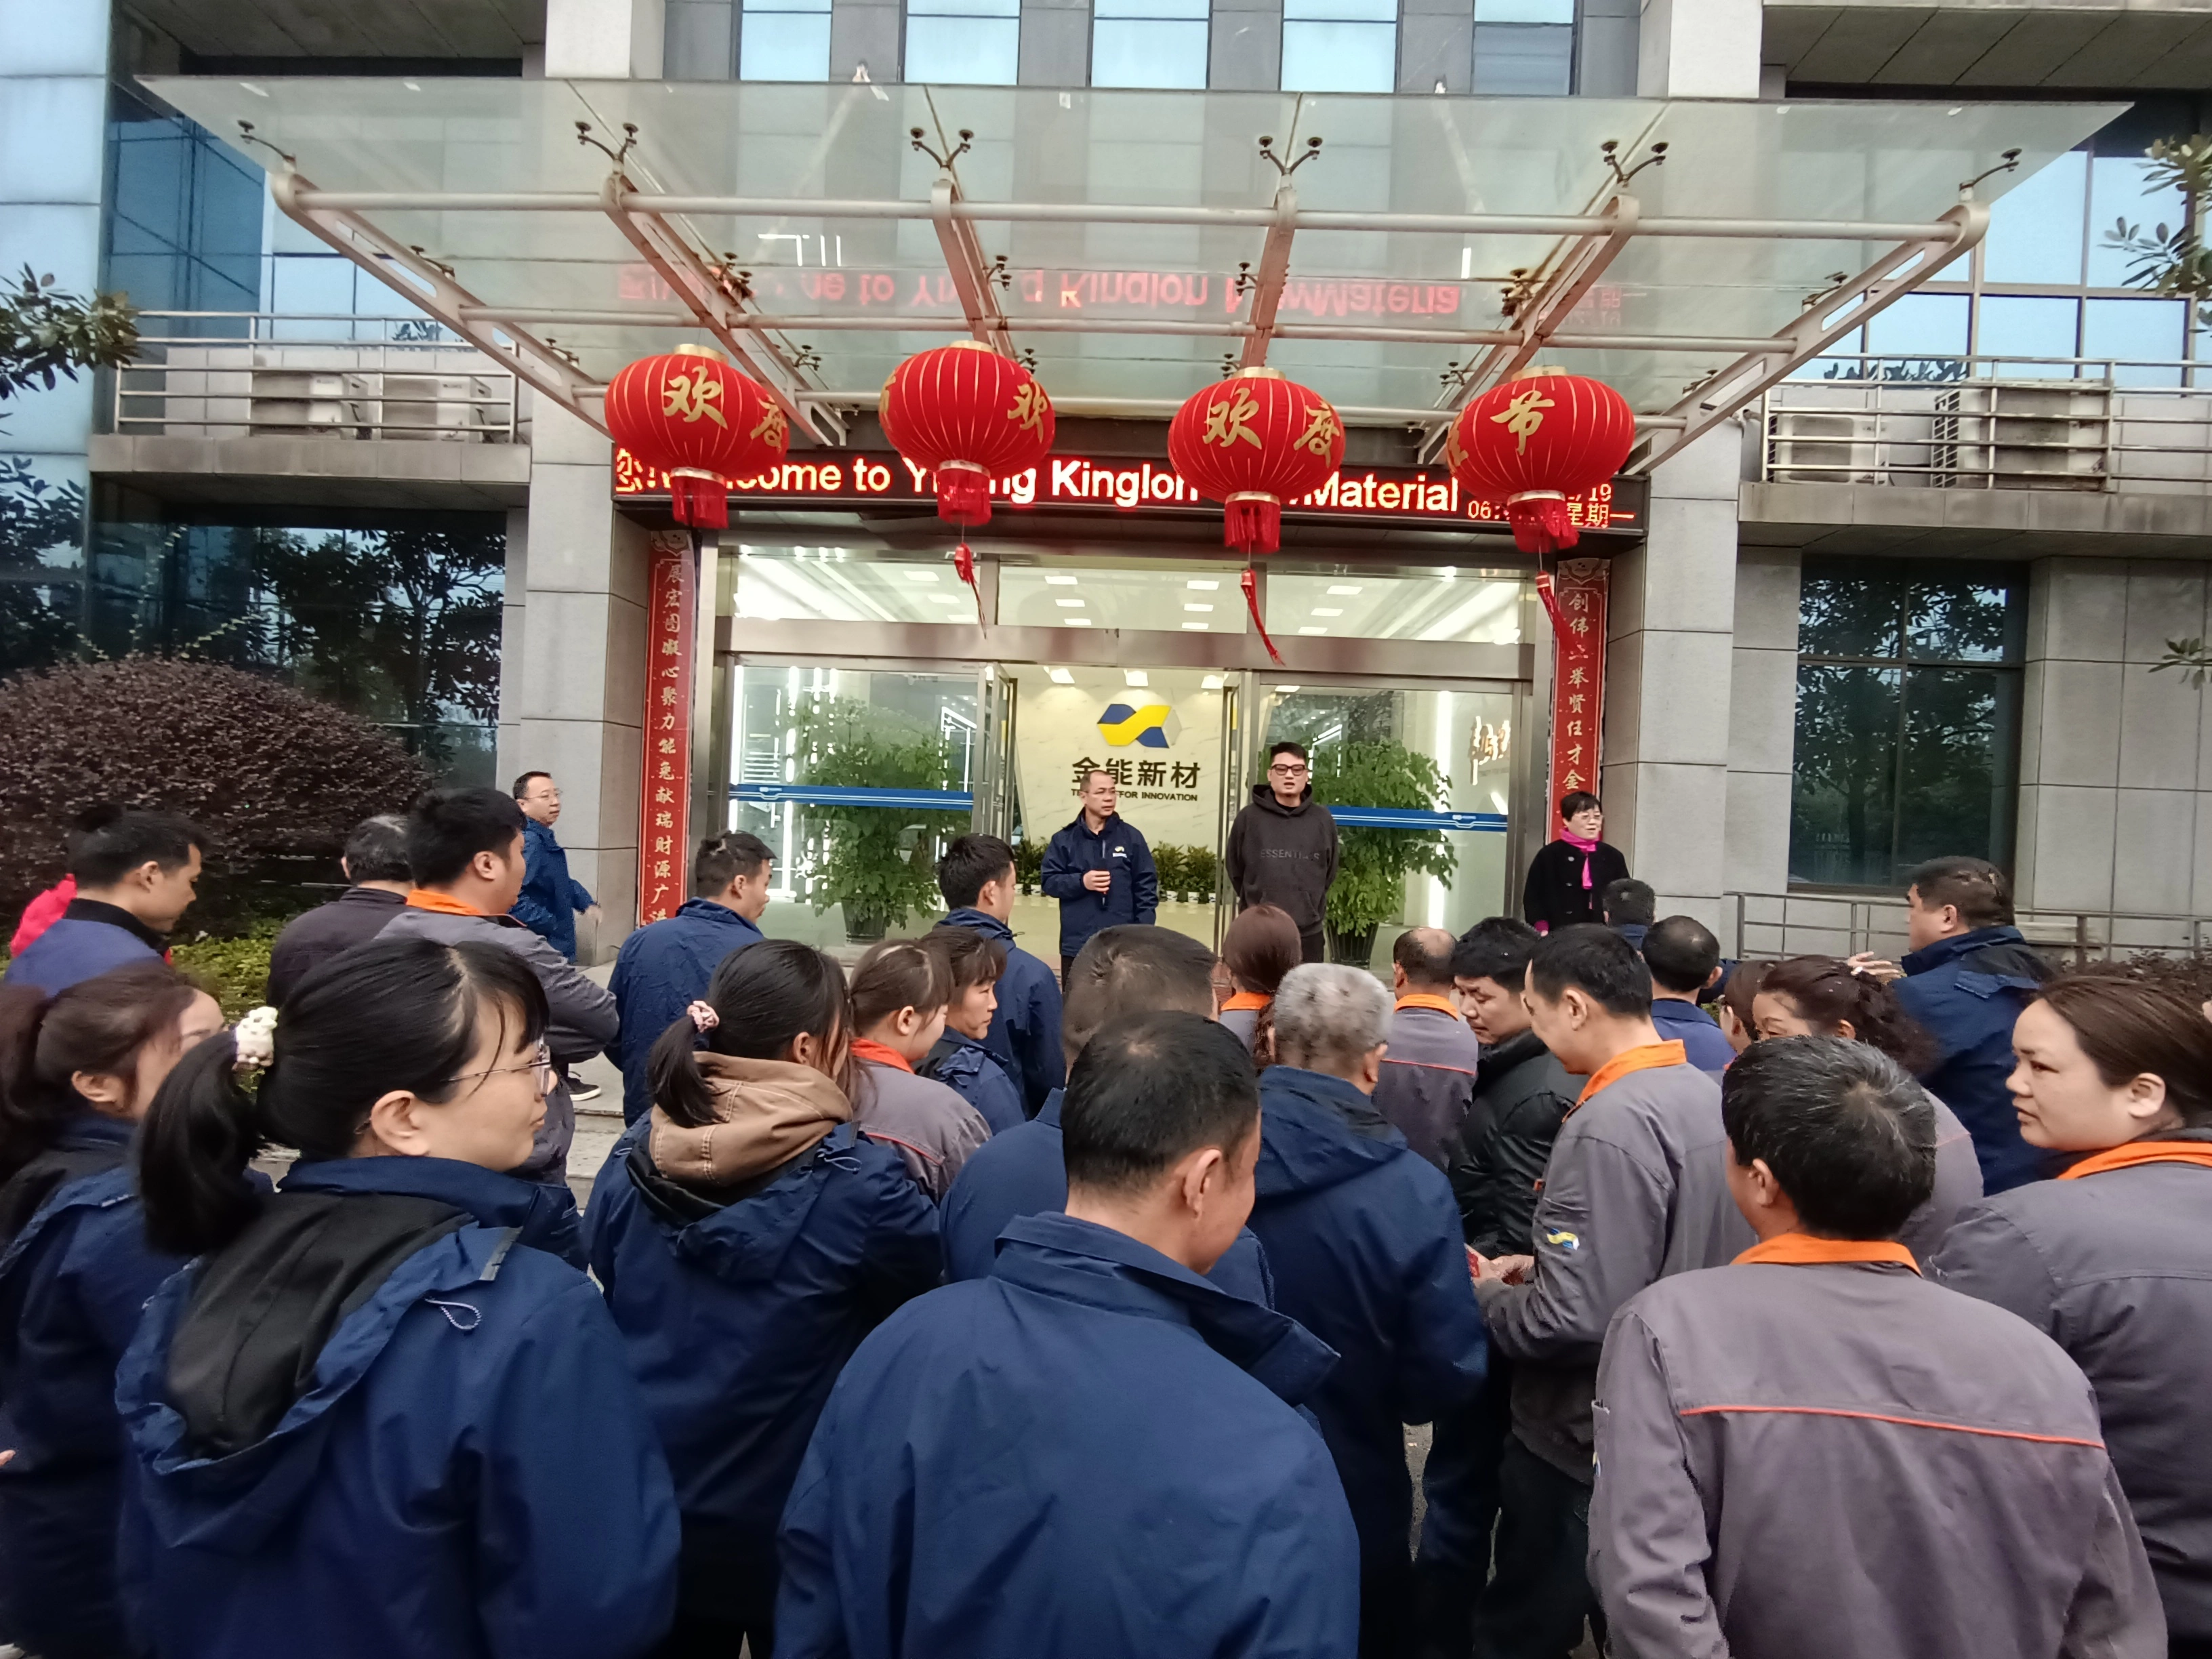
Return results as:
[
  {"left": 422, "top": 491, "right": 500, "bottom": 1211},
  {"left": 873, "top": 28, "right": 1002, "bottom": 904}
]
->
[
  {"left": 1184, "top": 844, "right": 1220, "bottom": 903},
  {"left": 1311, "top": 739, "right": 1457, "bottom": 968},
  {"left": 1153, "top": 843, "right": 1188, "bottom": 904},
  {"left": 1015, "top": 837, "right": 1045, "bottom": 896},
  {"left": 792, "top": 697, "right": 966, "bottom": 943}
]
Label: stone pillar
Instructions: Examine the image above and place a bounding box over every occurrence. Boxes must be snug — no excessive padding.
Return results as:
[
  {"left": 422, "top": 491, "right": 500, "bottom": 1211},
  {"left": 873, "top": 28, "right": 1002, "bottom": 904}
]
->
[
  {"left": 1722, "top": 548, "right": 1801, "bottom": 901},
  {"left": 516, "top": 404, "right": 651, "bottom": 963},
  {"left": 497, "top": 506, "right": 530, "bottom": 791},
  {"left": 1634, "top": 0, "right": 1758, "bottom": 98},
  {"left": 545, "top": 0, "right": 668, "bottom": 76},
  {"left": 1599, "top": 423, "right": 1740, "bottom": 931}
]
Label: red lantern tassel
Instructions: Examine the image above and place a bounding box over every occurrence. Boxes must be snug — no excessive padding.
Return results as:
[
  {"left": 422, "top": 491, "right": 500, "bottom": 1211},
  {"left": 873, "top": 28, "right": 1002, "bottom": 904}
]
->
[
  {"left": 1507, "top": 491, "right": 1576, "bottom": 555},
  {"left": 936, "top": 460, "right": 993, "bottom": 528},
  {"left": 954, "top": 540, "right": 985, "bottom": 627},
  {"left": 1224, "top": 493, "right": 1282, "bottom": 556},
  {"left": 1242, "top": 566, "right": 1284, "bottom": 665},
  {"left": 670, "top": 470, "right": 729, "bottom": 530}
]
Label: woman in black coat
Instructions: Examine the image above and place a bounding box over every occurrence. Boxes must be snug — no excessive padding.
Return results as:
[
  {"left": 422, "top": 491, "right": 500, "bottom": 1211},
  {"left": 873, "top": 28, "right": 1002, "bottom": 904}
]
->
[{"left": 1521, "top": 790, "right": 1630, "bottom": 934}]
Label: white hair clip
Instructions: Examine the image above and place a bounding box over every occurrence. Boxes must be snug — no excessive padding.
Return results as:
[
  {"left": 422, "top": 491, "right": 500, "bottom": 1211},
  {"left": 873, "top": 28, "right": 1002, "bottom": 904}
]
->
[{"left": 233, "top": 1005, "right": 279, "bottom": 1072}]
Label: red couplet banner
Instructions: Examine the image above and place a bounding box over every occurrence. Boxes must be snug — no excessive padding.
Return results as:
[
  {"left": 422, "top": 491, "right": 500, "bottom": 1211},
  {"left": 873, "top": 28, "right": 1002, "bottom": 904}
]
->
[
  {"left": 638, "top": 534, "right": 695, "bottom": 926},
  {"left": 1538, "top": 558, "right": 1608, "bottom": 808}
]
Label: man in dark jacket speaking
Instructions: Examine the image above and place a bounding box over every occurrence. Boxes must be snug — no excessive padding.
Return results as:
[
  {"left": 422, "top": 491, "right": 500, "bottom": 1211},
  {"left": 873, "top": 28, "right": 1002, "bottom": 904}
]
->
[
  {"left": 1227, "top": 741, "right": 1340, "bottom": 964},
  {"left": 1039, "top": 769, "right": 1158, "bottom": 979}
]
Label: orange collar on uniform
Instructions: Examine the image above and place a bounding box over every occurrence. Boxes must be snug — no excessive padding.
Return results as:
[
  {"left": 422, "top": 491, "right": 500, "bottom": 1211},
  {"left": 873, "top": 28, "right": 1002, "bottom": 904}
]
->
[
  {"left": 405, "top": 888, "right": 486, "bottom": 918},
  {"left": 851, "top": 1038, "right": 914, "bottom": 1073},
  {"left": 2059, "top": 1140, "right": 2212, "bottom": 1180},
  {"left": 1574, "top": 1040, "right": 1687, "bottom": 1107},
  {"left": 1734, "top": 1233, "right": 1921, "bottom": 1274},
  {"left": 1221, "top": 991, "right": 1271, "bottom": 1013},
  {"left": 1395, "top": 993, "right": 1464, "bottom": 1019}
]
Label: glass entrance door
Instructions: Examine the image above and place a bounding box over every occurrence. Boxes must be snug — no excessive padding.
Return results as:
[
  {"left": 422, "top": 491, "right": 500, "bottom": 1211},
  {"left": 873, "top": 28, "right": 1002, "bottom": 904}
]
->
[{"left": 1257, "top": 681, "right": 1519, "bottom": 970}]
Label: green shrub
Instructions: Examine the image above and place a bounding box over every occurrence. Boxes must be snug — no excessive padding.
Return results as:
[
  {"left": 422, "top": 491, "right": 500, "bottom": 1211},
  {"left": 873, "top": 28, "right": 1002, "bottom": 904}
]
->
[
  {"left": 1184, "top": 844, "right": 1220, "bottom": 897},
  {"left": 1153, "top": 844, "right": 1189, "bottom": 895},
  {"left": 172, "top": 924, "right": 279, "bottom": 1019},
  {"left": 1015, "top": 837, "right": 1046, "bottom": 886}
]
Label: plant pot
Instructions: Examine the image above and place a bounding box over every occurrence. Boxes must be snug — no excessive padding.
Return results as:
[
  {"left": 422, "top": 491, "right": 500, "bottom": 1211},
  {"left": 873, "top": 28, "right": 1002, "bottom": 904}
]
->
[
  {"left": 1326, "top": 924, "right": 1380, "bottom": 967},
  {"left": 844, "top": 911, "right": 892, "bottom": 945},
  {"left": 1020, "top": 882, "right": 1035, "bottom": 897}
]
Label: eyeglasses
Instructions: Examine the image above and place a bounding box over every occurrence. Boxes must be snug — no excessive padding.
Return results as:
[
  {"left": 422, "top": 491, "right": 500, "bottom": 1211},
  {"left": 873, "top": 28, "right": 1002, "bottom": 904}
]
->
[
  {"left": 1268, "top": 762, "right": 1309, "bottom": 777},
  {"left": 445, "top": 1042, "right": 556, "bottom": 1096}
]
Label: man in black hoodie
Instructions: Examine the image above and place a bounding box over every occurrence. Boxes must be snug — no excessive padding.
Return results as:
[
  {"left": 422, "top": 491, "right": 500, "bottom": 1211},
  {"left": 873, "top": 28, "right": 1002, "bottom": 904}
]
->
[{"left": 1226, "top": 741, "right": 1340, "bottom": 964}]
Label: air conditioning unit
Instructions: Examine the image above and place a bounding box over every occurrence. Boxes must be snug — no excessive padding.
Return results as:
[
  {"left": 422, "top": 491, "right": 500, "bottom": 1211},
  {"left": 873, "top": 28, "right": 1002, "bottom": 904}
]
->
[{"left": 1767, "top": 409, "right": 1881, "bottom": 484}]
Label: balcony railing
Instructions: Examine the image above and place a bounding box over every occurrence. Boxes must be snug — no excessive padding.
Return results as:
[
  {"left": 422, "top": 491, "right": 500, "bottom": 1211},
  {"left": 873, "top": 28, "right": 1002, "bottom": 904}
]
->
[
  {"left": 1726, "top": 890, "right": 2212, "bottom": 964},
  {"left": 112, "top": 313, "right": 521, "bottom": 444},
  {"left": 1760, "top": 356, "right": 2212, "bottom": 493}
]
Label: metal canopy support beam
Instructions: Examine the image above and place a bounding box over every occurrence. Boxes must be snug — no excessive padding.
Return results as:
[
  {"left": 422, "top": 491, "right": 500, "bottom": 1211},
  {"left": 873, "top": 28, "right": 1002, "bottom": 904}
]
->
[
  {"left": 598, "top": 174, "right": 844, "bottom": 445},
  {"left": 1635, "top": 200, "right": 1989, "bottom": 470},
  {"left": 930, "top": 172, "right": 1015, "bottom": 354},
  {"left": 268, "top": 169, "right": 610, "bottom": 435},
  {"left": 1238, "top": 184, "right": 1298, "bottom": 370}
]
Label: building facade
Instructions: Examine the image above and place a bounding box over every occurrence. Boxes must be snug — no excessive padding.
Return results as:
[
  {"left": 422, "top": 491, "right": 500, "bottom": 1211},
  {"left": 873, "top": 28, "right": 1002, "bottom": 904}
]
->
[{"left": 2, "top": 0, "right": 2205, "bottom": 965}]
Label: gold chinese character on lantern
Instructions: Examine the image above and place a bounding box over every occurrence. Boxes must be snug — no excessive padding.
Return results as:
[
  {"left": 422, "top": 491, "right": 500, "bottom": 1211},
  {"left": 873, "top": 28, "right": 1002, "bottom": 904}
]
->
[
  {"left": 1202, "top": 389, "right": 1263, "bottom": 450},
  {"left": 752, "top": 403, "right": 787, "bottom": 447},
  {"left": 1294, "top": 403, "right": 1342, "bottom": 457},
  {"left": 1006, "top": 382, "right": 1050, "bottom": 436},
  {"left": 661, "top": 368, "right": 729, "bottom": 428},
  {"left": 1490, "top": 387, "right": 1554, "bottom": 454}
]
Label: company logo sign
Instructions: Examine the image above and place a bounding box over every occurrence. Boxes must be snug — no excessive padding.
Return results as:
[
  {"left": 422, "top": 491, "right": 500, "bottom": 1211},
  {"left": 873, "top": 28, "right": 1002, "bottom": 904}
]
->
[{"left": 1097, "top": 702, "right": 1174, "bottom": 750}]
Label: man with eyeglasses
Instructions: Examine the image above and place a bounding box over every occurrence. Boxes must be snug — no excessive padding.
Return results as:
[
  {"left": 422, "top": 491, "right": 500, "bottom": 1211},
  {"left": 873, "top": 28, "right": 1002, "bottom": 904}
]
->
[{"left": 1226, "top": 741, "right": 1340, "bottom": 965}]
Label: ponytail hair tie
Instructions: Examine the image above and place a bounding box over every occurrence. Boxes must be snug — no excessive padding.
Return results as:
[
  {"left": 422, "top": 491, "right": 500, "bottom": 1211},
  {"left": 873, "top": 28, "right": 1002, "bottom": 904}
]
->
[
  {"left": 232, "top": 1005, "right": 278, "bottom": 1073},
  {"left": 687, "top": 1001, "right": 720, "bottom": 1033}
]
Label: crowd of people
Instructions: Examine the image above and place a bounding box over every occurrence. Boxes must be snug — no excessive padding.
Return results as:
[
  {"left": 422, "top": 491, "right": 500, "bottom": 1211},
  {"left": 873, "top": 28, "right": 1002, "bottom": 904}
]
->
[{"left": 0, "top": 784, "right": 2205, "bottom": 1659}]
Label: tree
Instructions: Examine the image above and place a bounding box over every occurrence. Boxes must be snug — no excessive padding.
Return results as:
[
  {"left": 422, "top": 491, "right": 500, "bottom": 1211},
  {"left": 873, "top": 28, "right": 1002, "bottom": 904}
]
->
[
  {"left": 1310, "top": 738, "right": 1457, "bottom": 965},
  {"left": 791, "top": 697, "right": 966, "bottom": 941},
  {"left": 0, "top": 268, "right": 137, "bottom": 407},
  {"left": 2102, "top": 135, "right": 2212, "bottom": 327}
]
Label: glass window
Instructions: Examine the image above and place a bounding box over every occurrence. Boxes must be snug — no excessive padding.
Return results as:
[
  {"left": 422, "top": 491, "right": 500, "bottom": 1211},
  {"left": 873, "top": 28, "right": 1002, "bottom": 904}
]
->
[
  {"left": 1471, "top": 22, "right": 1573, "bottom": 94},
  {"left": 998, "top": 562, "right": 1249, "bottom": 632},
  {"left": 1863, "top": 292, "right": 1968, "bottom": 367},
  {"left": 905, "top": 0, "right": 1020, "bottom": 83},
  {"left": 733, "top": 546, "right": 985, "bottom": 624},
  {"left": 1092, "top": 0, "right": 1209, "bottom": 87},
  {"left": 1281, "top": 0, "right": 1397, "bottom": 92},
  {"left": 1266, "top": 570, "right": 1522, "bottom": 643},
  {"left": 742, "top": 0, "right": 833, "bottom": 80},
  {"left": 2083, "top": 297, "right": 2186, "bottom": 384},
  {"left": 1977, "top": 295, "right": 2078, "bottom": 376},
  {"left": 2087, "top": 152, "right": 2186, "bottom": 289},
  {"left": 1984, "top": 148, "right": 2086, "bottom": 286},
  {"left": 1788, "top": 559, "right": 2024, "bottom": 889}
]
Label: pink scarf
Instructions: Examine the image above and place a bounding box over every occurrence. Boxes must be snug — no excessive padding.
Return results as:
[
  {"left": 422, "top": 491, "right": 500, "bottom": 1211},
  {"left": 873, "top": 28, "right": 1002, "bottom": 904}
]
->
[{"left": 1559, "top": 830, "right": 1601, "bottom": 889}]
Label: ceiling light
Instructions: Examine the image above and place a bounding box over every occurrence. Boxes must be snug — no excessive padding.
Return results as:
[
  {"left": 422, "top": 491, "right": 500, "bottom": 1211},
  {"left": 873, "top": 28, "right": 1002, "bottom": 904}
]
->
[
  {"left": 1055, "top": 598, "right": 1085, "bottom": 607},
  {"left": 929, "top": 594, "right": 965, "bottom": 605},
  {"left": 1124, "top": 670, "right": 1149, "bottom": 687},
  {"left": 1181, "top": 622, "right": 1210, "bottom": 631},
  {"left": 1326, "top": 584, "right": 1362, "bottom": 596},
  {"left": 1185, "top": 602, "right": 1214, "bottom": 613},
  {"left": 1066, "top": 617, "right": 1092, "bottom": 627},
  {"left": 1299, "top": 626, "right": 1328, "bottom": 635},
  {"left": 1311, "top": 607, "right": 1343, "bottom": 617},
  {"left": 1439, "top": 567, "right": 1458, "bottom": 579},
  {"left": 1045, "top": 573, "right": 1079, "bottom": 586},
  {"left": 1275, "top": 684, "right": 1300, "bottom": 695},
  {"left": 1187, "top": 578, "right": 1220, "bottom": 590},
  {"left": 1201, "top": 674, "right": 1226, "bottom": 690},
  {"left": 905, "top": 570, "right": 941, "bottom": 583},
  {"left": 1047, "top": 666, "right": 1075, "bottom": 684}
]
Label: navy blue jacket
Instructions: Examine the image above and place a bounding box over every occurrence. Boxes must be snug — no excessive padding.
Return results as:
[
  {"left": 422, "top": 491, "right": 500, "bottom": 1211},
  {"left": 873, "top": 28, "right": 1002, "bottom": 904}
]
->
[
  {"left": 583, "top": 1120, "right": 939, "bottom": 1620},
  {"left": 940, "top": 909, "right": 1063, "bottom": 1115},
  {"left": 608, "top": 899, "right": 766, "bottom": 1124},
  {"left": 511, "top": 817, "right": 596, "bottom": 962},
  {"left": 1895, "top": 926, "right": 2057, "bottom": 1193},
  {"left": 920, "top": 1030, "right": 1026, "bottom": 1134},
  {"left": 1248, "top": 1066, "right": 1488, "bottom": 1565},
  {"left": 0, "top": 1115, "right": 181, "bottom": 1658},
  {"left": 1038, "top": 813, "right": 1159, "bottom": 960},
  {"left": 1649, "top": 997, "right": 1736, "bottom": 1073},
  {"left": 117, "top": 1156, "right": 677, "bottom": 1659},
  {"left": 777, "top": 1212, "right": 1361, "bottom": 1659},
  {"left": 1, "top": 907, "right": 161, "bottom": 994},
  {"left": 939, "top": 1088, "right": 1275, "bottom": 1304}
]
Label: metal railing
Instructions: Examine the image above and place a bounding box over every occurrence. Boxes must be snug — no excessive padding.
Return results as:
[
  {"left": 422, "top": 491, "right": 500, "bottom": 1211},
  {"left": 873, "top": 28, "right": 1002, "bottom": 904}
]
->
[
  {"left": 1726, "top": 890, "right": 2212, "bottom": 964},
  {"left": 112, "top": 312, "right": 521, "bottom": 443},
  {"left": 1760, "top": 355, "right": 2212, "bottom": 493}
]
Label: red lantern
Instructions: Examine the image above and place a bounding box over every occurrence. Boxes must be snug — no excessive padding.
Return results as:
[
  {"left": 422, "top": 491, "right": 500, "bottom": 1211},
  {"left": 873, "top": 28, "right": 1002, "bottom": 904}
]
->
[
  {"left": 878, "top": 341, "right": 1057, "bottom": 529},
  {"left": 1168, "top": 369, "right": 1345, "bottom": 558},
  {"left": 603, "top": 344, "right": 788, "bottom": 530},
  {"left": 1445, "top": 367, "right": 1635, "bottom": 555}
]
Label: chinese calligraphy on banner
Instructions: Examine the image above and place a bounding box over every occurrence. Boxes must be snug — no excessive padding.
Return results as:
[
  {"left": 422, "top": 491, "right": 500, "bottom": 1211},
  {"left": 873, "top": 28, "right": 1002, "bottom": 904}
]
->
[
  {"left": 638, "top": 533, "right": 695, "bottom": 925},
  {"left": 1538, "top": 558, "right": 1608, "bottom": 808}
]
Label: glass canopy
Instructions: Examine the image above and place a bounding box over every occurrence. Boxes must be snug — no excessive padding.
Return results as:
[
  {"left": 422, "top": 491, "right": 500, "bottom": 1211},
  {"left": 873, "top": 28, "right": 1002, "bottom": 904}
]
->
[{"left": 145, "top": 77, "right": 2118, "bottom": 426}]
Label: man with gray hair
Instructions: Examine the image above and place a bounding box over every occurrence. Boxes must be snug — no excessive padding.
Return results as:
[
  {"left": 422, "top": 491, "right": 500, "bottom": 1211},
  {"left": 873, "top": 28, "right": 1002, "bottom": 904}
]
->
[
  {"left": 1249, "top": 963, "right": 1490, "bottom": 1658},
  {"left": 265, "top": 813, "right": 413, "bottom": 1004}
]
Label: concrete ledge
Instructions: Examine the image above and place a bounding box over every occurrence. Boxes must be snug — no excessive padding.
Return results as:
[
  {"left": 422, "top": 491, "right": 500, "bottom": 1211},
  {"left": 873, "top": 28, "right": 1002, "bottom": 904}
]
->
[
  {"left": 87, "top": 434, "right": 533, "bottom": 510},
  {"left": 1739, "top": 480, "right": 2212, "bottom": 558}
]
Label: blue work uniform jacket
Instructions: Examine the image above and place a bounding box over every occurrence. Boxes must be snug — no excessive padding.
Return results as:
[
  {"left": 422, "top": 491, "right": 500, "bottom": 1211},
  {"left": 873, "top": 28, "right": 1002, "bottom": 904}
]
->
[
  {"left": 1, "top": 901, "right": 162, "bottom": 994},
  {"left": 1895, "top": 926, "right": 2057, "bottom": 1193},
  {"left": 116, "top": 1156, "right": 676, "bottom": 1659},
  {"left": 1039, "top": 813, "right": 1159, "bottom": 960},
  {"left": 583, "top": 1120, "right": 939, "bottom": 1622},
  {"left": 939, "top": 1088, "right": 1275, "bottom": 1303},
  {"left": 920, "top": 1029, "right": 1026, "bottom": 1134},
  {"left": 1248, "top": 1066, "right": 1489, "bottom": 1567},
  {"left": 939, "top": 909, "right": 1063, "bottom": 1115},
  {"left": 608, "top": 899, "right": 766, "bottom": 1124},
  {"left": 775, "top": 1211, "right": 1361, "bottom": 1659},
  {"left": 1647, "top": 997, "right": 1736, "bottom": 1072},
  {"left": 0, "top": 1115, "right": 184, "bottom": 1659},
  {"left": 510, "top": 817, "right": 596, "bottom": 962}
]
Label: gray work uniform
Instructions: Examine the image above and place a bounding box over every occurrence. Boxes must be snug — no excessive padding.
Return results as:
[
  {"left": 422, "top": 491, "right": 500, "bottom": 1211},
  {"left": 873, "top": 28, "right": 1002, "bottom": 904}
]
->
[
  {"left": 1373, "top": 998, "right": 1483, "bottom": 1168},
  {"left": 1896, "top": 1092, "right": 1984, "bottom": 1268},
  {"left": 1473, "top": 1051, "right": 1752, "bottom": 1481},
  {"left": 1932, "top": 1143, "right": 2212, "bottom": 1642},
  {"left": 1593, "top": 1256, "right": 2164, "bottom": 1659},
  {"left": 853, "top": 1059, "right": 991, "bottom": 1202}
]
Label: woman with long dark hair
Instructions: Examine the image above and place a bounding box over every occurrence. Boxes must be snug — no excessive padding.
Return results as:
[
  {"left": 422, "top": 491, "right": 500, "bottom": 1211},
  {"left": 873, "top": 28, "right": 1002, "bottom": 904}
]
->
[
  {"left": 1220, "top": 903, "right": 1301, "bottom": 1067},
  {"left": 0, "top": 964, "right": 223, "bottom": 1659},
  {"left": 118, "top": 937, "right": 678, "bottom": 1659},
  {"left": 1933, "top": 973, "right": 2212, "bottom": 1659},
  {"left": 1750, "top": 955, "right": 1982, "bottom": 1265},
  {"left": 586, "top": 939, "right": 940, "bottom": 1659}
]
